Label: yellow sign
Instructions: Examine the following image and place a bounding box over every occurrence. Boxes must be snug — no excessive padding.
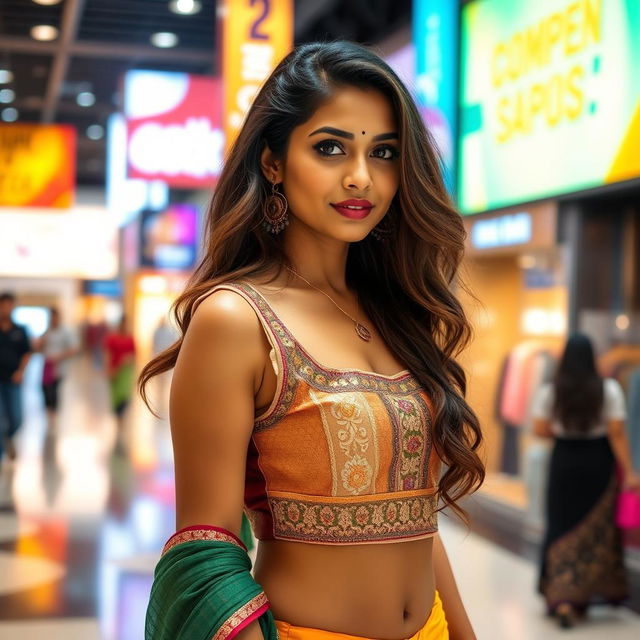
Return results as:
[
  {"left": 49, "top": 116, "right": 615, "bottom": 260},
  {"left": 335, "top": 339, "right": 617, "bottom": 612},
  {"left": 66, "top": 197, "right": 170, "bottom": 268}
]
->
[
  {"left": 222, "top": 0, "right": 293, "bottom": 152},
  {"left": 0, "top": 124, "right": 76, "bottom": 208}
]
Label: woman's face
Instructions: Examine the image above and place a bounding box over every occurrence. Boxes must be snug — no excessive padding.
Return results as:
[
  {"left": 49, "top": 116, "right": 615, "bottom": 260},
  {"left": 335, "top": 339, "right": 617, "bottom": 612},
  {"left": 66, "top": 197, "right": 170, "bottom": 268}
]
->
[{"left": 262, "top": 86, "right": 400, "bottom": 243}]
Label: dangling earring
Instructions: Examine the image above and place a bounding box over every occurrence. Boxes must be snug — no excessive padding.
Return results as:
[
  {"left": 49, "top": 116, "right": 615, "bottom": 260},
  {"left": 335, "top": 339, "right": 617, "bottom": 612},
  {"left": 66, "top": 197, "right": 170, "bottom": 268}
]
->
[
  {"left": 262, "top": 181, "right": 289, "bottom": 234},
  {"left": 370, "top": 209, "right": 395, "bottom": 242}
]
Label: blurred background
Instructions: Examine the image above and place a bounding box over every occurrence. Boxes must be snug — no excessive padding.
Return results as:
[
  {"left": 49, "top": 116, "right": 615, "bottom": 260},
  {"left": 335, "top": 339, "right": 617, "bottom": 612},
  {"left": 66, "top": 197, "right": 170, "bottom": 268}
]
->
[{"left": 0, "top": 0, "right": 639, "bottom": 638}]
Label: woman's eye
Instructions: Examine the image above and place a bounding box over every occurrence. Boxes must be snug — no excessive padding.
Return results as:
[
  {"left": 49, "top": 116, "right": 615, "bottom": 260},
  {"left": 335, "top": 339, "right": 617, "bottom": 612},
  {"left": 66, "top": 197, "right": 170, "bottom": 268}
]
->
[
  {"left": 314, "top": 140, "right": 344, "bottom": 156},
  {"left": 371, "top": 145, "right": 399, "bottom": 160}
]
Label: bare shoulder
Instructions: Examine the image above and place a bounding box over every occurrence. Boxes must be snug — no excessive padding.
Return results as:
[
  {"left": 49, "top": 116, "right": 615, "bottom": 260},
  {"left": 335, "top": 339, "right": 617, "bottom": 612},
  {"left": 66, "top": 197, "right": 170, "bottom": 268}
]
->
[{"left": 180, "top": 287, "right": 266, "bottom": 381}]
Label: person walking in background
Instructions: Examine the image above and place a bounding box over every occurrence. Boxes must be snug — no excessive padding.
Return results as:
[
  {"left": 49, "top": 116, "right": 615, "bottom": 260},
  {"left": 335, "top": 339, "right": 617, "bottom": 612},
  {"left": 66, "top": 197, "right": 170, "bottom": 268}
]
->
[
  {"left": 0, "top": 292, "right": 32, "bottom": 465},
  {"left": 36, "top": 307, "right": 79, "bottom": 429},
  {"left": 532, "top": 332, "right": 640, "bottom": 629},
  {"left": 105, "top": 315, "right": 136, "bottom": 433}
]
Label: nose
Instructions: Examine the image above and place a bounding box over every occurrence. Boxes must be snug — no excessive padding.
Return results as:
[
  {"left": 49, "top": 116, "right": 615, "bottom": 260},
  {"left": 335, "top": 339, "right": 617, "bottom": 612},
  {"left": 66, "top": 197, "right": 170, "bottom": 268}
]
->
[{"left": 342, "top": 155, "right": 372, "bottom": 192}]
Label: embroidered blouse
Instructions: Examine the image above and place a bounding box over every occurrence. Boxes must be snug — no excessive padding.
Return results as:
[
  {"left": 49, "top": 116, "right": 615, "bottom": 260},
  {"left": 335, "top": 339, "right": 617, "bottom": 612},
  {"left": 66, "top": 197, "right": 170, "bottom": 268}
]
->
[{"left": 211, "top": 281, "right": 440, "bottom": 545}]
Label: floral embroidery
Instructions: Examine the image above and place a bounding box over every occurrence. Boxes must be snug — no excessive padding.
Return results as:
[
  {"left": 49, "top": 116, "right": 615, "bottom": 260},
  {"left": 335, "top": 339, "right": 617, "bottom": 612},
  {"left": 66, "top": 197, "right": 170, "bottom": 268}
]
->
[
  {"left": 384, "top": 394, "right": 432, "bottom": 492},
  {"left": 341, "top": 455, "right": 373, "bottom": 494},
  {"left": 212, "top": 592, "right": 270, "bottom": 640},
  {"left": 162, "top": 528, "right": 243, "bottom": 556},
  {"left": 270, "top": 492, "right": 438, "bottom": 544}
]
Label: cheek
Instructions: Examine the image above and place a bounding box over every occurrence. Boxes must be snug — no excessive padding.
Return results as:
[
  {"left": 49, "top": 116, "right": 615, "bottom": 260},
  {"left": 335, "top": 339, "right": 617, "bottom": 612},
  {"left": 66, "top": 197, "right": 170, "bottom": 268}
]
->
[
  {"left": 373, "top": 166, "right": 400, "bottom": 199},
  {"left": 286, "top": 153, "right": 335, "bottom": 198}
]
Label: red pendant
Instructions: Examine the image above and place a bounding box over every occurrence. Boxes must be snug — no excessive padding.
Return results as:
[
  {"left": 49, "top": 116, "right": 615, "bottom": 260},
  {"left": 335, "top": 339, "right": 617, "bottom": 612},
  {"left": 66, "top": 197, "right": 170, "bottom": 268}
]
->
[{"left": 355, "top": 323, "right": 371, "bottom": 342}]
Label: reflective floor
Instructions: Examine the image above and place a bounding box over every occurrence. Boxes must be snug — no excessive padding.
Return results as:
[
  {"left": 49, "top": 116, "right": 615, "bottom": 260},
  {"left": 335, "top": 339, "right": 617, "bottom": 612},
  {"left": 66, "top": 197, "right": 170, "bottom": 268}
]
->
[{"left": 0, "top": 355, "right": 638, "bottom": 639}]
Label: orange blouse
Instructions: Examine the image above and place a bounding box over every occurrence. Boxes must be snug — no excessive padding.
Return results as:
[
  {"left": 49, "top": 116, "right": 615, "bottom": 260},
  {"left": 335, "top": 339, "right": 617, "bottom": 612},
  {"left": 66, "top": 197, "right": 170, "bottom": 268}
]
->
[{"left": 211, "top": 282, "right": 440, "bottom": 545}]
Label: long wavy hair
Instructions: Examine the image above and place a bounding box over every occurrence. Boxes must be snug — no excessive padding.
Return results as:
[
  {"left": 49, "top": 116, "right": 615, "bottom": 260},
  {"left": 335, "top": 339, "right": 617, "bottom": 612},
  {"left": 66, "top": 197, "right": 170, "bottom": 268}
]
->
[
  {"left": 140, "top": 41, "right": 484, "bottom": 518},
  {"left": 552, "top": 333, "right": 604, "bottom": 434}
]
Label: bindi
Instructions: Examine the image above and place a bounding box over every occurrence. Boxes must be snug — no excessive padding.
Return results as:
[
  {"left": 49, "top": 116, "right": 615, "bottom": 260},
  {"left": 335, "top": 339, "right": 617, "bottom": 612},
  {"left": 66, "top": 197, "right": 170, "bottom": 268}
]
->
[{"left": 362, "top": 131, "right": 366, "bottom": 135}]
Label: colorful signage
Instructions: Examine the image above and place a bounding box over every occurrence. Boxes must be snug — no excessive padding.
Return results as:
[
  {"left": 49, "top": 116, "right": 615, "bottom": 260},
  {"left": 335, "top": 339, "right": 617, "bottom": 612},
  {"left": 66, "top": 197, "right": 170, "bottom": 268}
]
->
[
  {"left": 471, "top": 212, "right": 532, "bottom": 249},
  {"left": 222, "top": 0, "right": 293, "bottom": 152},
  {"left": 0, "top": 124, "right": 75, "bottom": 208},
  {"left": 413, "top": 0, "right": 459, "bottom": 193},
  {"left": 139, "top": 204, "right": 198, "bottom": 271},
  {"left": 459, "top": 0, "right": 640, "bottom": 214},
  {"left": 0, "top": 207, "right": 118, "bottom": 278},
  {"left": 124, "top": 71, "right": 224, "bottom": 188}
]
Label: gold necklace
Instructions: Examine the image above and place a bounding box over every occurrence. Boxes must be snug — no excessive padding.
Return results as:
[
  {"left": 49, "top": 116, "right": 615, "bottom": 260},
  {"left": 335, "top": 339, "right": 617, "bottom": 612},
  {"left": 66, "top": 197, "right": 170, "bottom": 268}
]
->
[{"left": 285, "top": 266, "right": 372, "bottom": 342}]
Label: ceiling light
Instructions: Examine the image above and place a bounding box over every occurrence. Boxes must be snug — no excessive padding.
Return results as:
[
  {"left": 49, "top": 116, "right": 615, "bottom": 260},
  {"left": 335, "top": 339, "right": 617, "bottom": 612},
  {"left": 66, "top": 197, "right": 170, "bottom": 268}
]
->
[
  {"left": 86, "top": 124, "right": 104, "bottom": 140},
  {"left": 32, "top": 0, "right": 62, "bottom": 5},
  {"left": 0, "top": 70, "right": 13, "bottom": 84},
  {"left": 31, "top": 25, "right": 59, "bottom": 41},
  {"left": 151, "top": 32, "right": 179, "bottom": 48},
  {"left": 77, "top": 91, "right": 96, "bottom": 107},
  {"left": 0, "top": 89, "right": 15, "bottom": 103},
  {"left": 1, "top": 108, "right": 19, "bottom": 122},
  {"left": 169, "top": 0, "right": 202, "bottom": 15}
]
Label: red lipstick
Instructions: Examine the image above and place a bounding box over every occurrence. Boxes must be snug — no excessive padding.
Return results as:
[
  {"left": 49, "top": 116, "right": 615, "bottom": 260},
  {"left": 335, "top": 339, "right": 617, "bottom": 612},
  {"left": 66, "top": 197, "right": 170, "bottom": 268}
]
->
[{"left": 330, "top": 199, "right": 374, "bottom": 220}]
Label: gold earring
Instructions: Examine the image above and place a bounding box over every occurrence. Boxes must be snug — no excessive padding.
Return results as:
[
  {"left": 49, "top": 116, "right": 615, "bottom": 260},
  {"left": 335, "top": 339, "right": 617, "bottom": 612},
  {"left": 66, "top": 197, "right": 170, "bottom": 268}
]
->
[{"left": 263, "top": 182, "right": 289, "bottom": 234}]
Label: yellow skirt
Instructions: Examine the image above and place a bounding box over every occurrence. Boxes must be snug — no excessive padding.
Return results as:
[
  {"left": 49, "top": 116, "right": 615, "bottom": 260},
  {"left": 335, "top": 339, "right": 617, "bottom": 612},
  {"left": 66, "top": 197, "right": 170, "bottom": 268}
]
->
[{"left": 275, "top": 591, "right": 448, "bottom": 640}]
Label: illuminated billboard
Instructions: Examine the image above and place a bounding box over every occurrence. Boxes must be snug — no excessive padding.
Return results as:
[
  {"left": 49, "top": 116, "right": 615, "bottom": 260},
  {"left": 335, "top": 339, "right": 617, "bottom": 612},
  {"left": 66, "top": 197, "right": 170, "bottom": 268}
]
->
[
  {"left": 139, "top": 204, "right": 198, "bottom": 271},
  {"left": 413, "top": 0, "right": 458, "bottom": 193},
  {"left": 0, "top": 124, "right": 75, "bottom": 208},
  {"left": 124, "top": 71, "right": 224, "bottom": 188},
  {"left": 459, "top": 0, "right": 640, "bottom": 214},
  {"left": 222, "top": 0, "right": 293, "bottom": 152},
  {"left": 0, "top": 207, "right": 117, "bottom": 278}
]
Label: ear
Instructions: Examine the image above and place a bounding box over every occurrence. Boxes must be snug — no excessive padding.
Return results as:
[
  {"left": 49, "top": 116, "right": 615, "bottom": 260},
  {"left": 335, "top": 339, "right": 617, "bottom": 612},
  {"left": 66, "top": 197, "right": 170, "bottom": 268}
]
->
[{"left": 260, "top": 141, "right": 283, "bottom": 184}]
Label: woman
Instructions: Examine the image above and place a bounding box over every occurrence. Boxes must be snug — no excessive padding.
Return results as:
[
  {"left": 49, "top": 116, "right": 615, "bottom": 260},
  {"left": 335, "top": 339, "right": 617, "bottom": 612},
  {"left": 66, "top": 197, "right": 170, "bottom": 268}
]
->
[
  {"left": 105, "top": 315, "right": 136, "bottom": 426},
  {"left": 142, "top": 42, "right": 484, "bottom": 640},
  {"left": 532, "top": 333, "right": 640, "bottom": 628}
]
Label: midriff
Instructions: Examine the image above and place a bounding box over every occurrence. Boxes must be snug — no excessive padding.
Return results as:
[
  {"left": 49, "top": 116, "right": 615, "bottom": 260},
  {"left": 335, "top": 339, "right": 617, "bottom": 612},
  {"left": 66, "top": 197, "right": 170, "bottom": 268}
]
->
[{"left": 252, "top": 536, "right": 435, "bottom": 639}]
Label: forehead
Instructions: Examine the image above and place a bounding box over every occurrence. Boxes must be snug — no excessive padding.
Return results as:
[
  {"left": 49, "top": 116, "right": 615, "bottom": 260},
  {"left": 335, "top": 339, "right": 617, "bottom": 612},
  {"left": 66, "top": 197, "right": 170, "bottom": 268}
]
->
[{"left": 298, "top": 86, "right": 397, "bottom": 134}]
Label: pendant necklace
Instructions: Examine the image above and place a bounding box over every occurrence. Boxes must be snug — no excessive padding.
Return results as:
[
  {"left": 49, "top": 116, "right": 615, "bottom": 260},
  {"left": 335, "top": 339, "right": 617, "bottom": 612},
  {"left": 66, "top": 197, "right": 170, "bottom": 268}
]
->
[{"left": 284, "top": 266, "right": 372, "bottom": 342}]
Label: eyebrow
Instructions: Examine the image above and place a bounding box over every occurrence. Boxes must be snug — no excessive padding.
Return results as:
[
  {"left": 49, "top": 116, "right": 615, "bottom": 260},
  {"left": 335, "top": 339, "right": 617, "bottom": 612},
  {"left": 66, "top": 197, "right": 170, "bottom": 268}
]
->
[{"left": 308, "top": 126, "right": 398, "bottom": 142}]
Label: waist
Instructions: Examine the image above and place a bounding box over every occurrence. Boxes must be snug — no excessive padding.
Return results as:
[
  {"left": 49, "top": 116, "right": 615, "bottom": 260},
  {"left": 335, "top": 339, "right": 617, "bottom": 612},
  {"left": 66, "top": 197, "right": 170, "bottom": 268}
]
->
[
  {"left": 253, "top": 537, "right": 436, "bottom": 638},
  {"left": 273, "top": 591, "right": 447, "bottom": 640}
]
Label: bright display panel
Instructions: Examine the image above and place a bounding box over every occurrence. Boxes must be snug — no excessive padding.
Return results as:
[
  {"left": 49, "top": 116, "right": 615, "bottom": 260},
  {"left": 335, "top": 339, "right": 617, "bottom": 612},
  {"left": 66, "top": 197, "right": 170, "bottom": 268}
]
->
[
  {"left": 0, "top": 124, "right": 76, "bottom": 208},
  {"left": 459, "top": 0, "right": 640, "bottom": 214},
  {"left": 124, "top": 71, "right": 223, "bottom": 189},
  {"left": 139, "top": 204, "right": 198, "bottom": 271}
]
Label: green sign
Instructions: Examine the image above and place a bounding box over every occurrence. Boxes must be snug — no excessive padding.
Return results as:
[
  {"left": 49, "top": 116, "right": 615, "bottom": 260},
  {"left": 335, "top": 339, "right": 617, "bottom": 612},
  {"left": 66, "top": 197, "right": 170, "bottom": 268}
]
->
[{"left": 459, "top": 0, "right": 640, "bottom": 214}]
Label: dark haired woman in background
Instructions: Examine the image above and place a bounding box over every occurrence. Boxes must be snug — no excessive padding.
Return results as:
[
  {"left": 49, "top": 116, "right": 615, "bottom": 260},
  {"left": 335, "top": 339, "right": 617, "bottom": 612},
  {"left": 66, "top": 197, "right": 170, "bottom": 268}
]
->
[
  {"left": 532, "top": 333, "right": 640, "bottom": 629},
  {"left": 142, "top": 41, "right": 484, "bottom": 640}
]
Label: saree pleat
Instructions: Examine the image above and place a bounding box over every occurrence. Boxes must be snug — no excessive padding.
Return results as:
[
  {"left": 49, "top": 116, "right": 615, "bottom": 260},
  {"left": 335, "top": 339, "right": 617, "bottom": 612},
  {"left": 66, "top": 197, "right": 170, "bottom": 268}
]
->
[
  {"left": 146, "top": 526, "right": 278, "bottom": 640},
  {"left": 539, "top": 437, "right": 628, "bottom": 612}
]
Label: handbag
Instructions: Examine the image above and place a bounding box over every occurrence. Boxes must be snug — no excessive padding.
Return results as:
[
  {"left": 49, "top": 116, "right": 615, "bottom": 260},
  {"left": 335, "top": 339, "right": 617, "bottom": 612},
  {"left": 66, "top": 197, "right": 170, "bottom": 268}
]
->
[
  {"left": 616, "top": 489, "right": 640, "bottom": 529},
  {"left": 42, "top": 359, "right": 57, "bottom": 385}
]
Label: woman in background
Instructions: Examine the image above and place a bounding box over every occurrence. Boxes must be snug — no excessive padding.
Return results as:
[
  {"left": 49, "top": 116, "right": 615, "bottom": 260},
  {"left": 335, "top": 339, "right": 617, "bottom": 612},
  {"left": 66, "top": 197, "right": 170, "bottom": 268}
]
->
[{"left": 532, "top": 333, "right": 640, "bottom": 628}]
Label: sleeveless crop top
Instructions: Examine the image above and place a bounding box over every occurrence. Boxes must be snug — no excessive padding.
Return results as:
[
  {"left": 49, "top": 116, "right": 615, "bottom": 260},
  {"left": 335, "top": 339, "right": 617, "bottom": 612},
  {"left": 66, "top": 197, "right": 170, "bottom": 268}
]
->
[{"left": 211, "top": 281, "right": 441, "bottom": 545}]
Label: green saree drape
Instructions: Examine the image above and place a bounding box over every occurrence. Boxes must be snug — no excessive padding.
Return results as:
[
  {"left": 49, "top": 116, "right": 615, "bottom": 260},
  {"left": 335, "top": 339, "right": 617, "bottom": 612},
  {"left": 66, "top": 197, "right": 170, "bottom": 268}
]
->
[{"left": 145, "top": 525, "right": 278, "bottom": 640}]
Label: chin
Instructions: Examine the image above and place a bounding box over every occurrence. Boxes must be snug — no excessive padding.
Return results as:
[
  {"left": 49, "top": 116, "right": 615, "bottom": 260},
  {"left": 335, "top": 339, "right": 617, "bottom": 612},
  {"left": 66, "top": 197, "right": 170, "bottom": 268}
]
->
[{"left": 335, "top": 229, "right": 372, "bottom": 243}]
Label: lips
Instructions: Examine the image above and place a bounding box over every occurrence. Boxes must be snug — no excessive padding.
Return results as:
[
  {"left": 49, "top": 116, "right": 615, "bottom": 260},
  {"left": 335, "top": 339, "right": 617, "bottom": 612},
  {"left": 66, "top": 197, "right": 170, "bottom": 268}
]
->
[{"left": 330, "top": 199, "right": 374, "bottom": 220}]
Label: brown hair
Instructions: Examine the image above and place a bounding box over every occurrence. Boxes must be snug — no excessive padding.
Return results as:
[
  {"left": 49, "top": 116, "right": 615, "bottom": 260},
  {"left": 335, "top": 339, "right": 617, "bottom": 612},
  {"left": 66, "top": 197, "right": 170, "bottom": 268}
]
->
[{"left": 140, "top": 41, "right": 484, "bottom": 519}]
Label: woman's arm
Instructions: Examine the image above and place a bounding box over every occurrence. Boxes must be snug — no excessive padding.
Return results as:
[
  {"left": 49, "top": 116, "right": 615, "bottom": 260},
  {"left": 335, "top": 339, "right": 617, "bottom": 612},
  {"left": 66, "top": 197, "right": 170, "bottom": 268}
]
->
[
  {"left": 169, "top": 290, "right": 269, "bottom": 640},
  {"left": 532, "top": 418, "right": 554, "bottom": 438},
  {"left": 607, "top": 419, "right": 640, "bottom": 490},
  {"left": 432, "top": 532, "right": 477, "bottom": 640}
]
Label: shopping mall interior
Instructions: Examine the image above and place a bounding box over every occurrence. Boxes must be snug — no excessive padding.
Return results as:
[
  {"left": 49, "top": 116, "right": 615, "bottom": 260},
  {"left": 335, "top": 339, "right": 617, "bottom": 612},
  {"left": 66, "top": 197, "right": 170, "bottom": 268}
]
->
[{"left": 1, "top": 0, "right": 640, "bottom": 638}]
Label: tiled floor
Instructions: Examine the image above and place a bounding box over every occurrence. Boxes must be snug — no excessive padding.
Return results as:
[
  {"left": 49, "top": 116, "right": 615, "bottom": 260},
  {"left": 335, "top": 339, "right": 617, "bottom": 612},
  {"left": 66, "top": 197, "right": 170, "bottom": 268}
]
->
[{"left": 0, "top": 355, "right": 638, "bottom": 639}]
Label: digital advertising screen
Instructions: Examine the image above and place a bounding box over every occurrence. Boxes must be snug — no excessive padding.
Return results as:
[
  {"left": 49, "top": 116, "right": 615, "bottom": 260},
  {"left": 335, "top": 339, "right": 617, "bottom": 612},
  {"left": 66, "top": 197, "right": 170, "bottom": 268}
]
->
[
  {"left": 458, "top": 0, "right": 640, "bottom": 214},
  {"left": 139, "top": 204, "right": 198, "bottom": 271},
  {"left": 124, "top": 71, "right": 223, "bottom": 189},
  {"left": 0, "top": 124, "right": 76, "bottom": 208}
]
